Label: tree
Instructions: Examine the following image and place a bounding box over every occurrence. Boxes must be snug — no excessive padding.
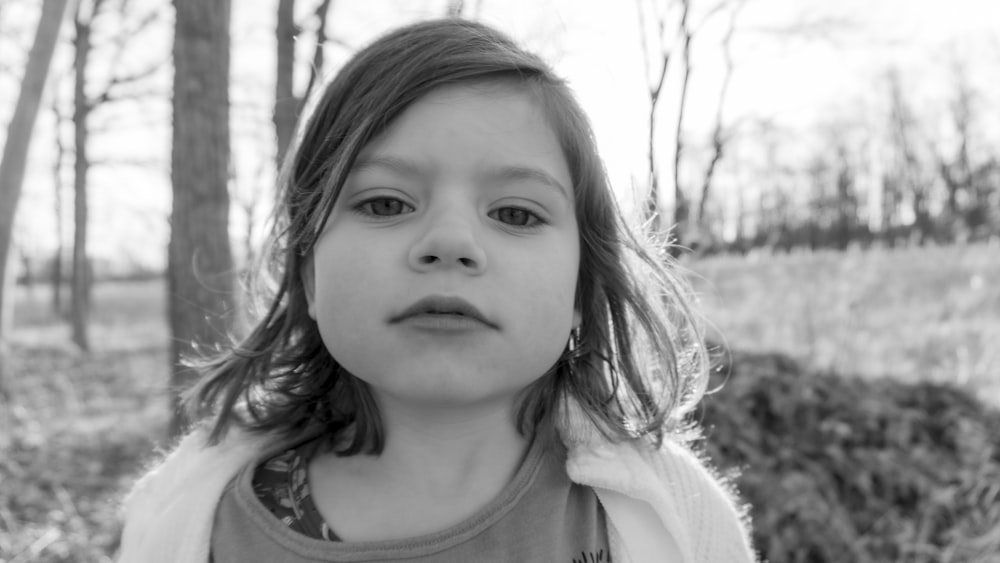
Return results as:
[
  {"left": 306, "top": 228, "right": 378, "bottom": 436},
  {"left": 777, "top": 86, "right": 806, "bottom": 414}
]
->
[
  {"left": 51, "top": 83, "right": 69, "bottom": 315},
  {"left": 68, "top": 0, "right": 164, "bottom": 351},
  {"left": 266, "top": 0, "right": 337, "bottom": 270},
  {"left": 169, "top": 0, "right": 235, "bottom": 438},
  {"left": 274, "top": 0, "right": 297, "bottom": 168},
  {"left": 936, "top": 56, "right": 999, "bottom": 241},
  {"left": 884, "top": 68, "right": 935, "bottom": 245},
  {"left": 635, "top": 0, "right": 746, "bottom": 253},
  {"left": 70, "top": 0, "right": 103, "bottom": 351},
  {"left": 695, "top": 0, "right": 745, "bottom": 231},
  {"left": 274, "top": 0, "right": 335, "bottom": 169},
  {"left": 806, "top": 122, "right": 864, "bottom": 250},
  {"left": 635, "top": 0, "right": 683, "bottom": 237},
  {"left": 0, "top": 0, "right": 71, "bottom": 397}
]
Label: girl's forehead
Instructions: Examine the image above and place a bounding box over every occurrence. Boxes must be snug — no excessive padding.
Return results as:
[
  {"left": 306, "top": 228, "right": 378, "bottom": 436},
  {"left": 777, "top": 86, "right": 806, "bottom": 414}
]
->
[
  {"left": 383, "top": 82, "right": 549, "bottom": 138},
  {"left": 351, "top": 83, "right": 570, "bottom": 185}
]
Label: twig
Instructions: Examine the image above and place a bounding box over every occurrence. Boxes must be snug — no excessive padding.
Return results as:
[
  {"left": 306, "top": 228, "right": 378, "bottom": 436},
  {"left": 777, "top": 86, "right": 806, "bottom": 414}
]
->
[{"left": 10, "top": 527, "right": 61, "bottom": 563}]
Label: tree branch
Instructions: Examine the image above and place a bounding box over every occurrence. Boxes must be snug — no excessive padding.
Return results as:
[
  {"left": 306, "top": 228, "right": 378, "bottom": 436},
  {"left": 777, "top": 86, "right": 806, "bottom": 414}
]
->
[
  {"left": 635, "top": 0, "right": 681, "bottom": 232},
  {"left": 672, "top": 0, "right": 692, "bottom": 230},
  {"left": 87, "top": 59, "right": 166, "bottom": 109},
  {"left": 697, "top": 0, "right": 746, "bottom": 224},
  {"left": 303, "top": 0, "right": 334, "bottom": 105}
]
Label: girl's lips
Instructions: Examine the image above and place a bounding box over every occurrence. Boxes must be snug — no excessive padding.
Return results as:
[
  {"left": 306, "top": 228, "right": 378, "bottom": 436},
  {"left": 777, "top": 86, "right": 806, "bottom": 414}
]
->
[
  {"left": 390, "top": 295, "right": 497, "bottom": 329},
  {"left": 395, "top": 312, "right": 492, "bottom": 331}
]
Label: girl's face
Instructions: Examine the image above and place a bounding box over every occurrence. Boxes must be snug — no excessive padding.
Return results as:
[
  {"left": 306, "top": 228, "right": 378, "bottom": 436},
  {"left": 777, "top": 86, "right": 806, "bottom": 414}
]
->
[{"left": 305, "top": 83, "right": 580, "bottom": 410}]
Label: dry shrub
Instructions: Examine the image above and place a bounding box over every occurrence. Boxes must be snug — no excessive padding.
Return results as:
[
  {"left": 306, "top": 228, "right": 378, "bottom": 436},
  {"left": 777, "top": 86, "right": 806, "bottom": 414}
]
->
[{"left": 697, "top": 351, "right": 1000, "bottom": 563}]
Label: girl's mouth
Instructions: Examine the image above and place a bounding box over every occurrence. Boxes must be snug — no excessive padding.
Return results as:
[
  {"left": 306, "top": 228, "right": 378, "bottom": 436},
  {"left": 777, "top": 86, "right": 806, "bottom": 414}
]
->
[{"left": 391, "top": 295, "right": 497, "bottom": 329}]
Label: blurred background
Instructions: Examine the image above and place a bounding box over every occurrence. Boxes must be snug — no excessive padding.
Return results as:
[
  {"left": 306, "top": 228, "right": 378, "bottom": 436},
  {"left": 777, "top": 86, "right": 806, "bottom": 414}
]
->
[{"left": 1, "top": 0, "right": 998, "bottom": 561}]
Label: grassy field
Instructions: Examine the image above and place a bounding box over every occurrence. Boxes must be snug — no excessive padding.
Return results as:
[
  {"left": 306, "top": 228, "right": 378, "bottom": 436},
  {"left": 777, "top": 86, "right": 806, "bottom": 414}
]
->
[
  {"left": 0, "top": 242, "right": 997, "bottom": 561},
  {"left": 684, "top": 242, "right": 1000, "bottom": 409}
]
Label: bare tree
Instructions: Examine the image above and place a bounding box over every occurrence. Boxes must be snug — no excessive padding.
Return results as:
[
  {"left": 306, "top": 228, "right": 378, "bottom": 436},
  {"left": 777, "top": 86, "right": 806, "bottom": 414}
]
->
[
  {"left": 943, "top": 59, "right": 975, "bottom": 223},
  {"left": 635, "top": 0, "right": 746, "bottom": 253},
  {"left": 169, "top": 0, "right": 235, "bottom": 438},
  {"left": 745, "top": 118, "right": 796, "bottom": 251},
  {"left": 635, "top": 0, "right": 681, "bottom": 236},
  {"left": 264, "top": 0, "right": 340, "bottom": 287},
  {"left": 68, "top": 0, "right": 163, "bottom": 351},
  {"left": 274, "top": 0, "right": 297, "bottom": 168},
  {"left": 885, "top": 68, "right": 935, "bottom": 245},
  {"left": 263, "top": 0, "right": 339, "bottom": 280},
  {"left": 51, "top": 81, "right": 69, "bottom": 315},
  {"left": 935, "top": 56, "right": 998, "bottom": 241},
  {"left": 831, "top": 136, "right": 861, "bottom": 249},
  {"left": 0, "top": 0, "right": 71, "bottom": 397},
  {"left": 806, "top": 124, "right": 862, "bottom": 250},
  {"left": 70, "top": 0, "right": 104, "bottom": 351},
  {"left": 695, "top": 0, "right": 745, "bottom": 227},
  {"left": 275, "top": 0, "right": 336, "bottom": 169},
  {"left": 301, "top": 0, "right": 334, "bottom": 101}
]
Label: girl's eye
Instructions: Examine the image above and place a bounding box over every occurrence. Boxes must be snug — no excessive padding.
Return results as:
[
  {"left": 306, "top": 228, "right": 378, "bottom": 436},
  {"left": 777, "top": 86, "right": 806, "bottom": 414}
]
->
[
  {"left": 490, "top": 206, "right": 543, "bottom": 228},
  {"left": 356, "top": 197, "right": 414, "bottom": 217}
]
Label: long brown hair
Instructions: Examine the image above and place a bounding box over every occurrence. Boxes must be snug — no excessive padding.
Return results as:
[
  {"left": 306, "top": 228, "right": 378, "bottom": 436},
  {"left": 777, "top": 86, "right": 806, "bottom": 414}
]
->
[{"left": 184, "top": 18, "right": 708, "bottom": 454}]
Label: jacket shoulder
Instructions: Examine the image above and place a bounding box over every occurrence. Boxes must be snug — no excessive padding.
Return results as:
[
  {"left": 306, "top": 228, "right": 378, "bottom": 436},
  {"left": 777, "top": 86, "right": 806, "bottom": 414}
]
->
[
  {"left": 117, "top": 427, "right": 272, "bottom": 563},
  {"left": 566, "top": 436, "right": 757, "bottom": 562}
]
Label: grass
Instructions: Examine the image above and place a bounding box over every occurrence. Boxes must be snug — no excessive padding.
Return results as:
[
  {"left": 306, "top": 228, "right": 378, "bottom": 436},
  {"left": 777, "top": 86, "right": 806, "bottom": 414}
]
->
[
  {"left": 1, "top": 242, "right": 997, "bottom": 561},
  {"left": 683, "top": 241, "right": 1000, "bottom": 408},
  {"left": 1, "top": 281, "right": 170, "bottom": 563}
]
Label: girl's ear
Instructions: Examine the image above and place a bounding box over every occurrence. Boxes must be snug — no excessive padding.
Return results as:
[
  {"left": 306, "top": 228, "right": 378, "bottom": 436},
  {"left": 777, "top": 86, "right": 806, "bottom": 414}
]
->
[
  {"left": 572, "top": 309, "right": 582, "bottom": 329},
  {"left": 301, "top": 257, "right": 317, "bottom": 320}
]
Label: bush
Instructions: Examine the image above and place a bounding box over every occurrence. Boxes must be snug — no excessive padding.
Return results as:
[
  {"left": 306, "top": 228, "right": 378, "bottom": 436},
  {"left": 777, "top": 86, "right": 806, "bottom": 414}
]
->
[{"left": 697, "top": 351, "right": 1000, "bottom": 563}]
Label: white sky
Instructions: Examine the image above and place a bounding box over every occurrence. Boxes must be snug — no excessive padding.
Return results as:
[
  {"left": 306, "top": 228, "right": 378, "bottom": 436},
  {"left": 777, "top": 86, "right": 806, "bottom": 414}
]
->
[{"left": 3, "top": 0, "right": 999, "bottom": 271}]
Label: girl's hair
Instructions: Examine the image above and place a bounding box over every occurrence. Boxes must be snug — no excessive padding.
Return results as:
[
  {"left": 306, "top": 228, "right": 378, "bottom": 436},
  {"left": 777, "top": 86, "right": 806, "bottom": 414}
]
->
[{"left": 184, "top": 18, "right": 709, "bottom": 453}]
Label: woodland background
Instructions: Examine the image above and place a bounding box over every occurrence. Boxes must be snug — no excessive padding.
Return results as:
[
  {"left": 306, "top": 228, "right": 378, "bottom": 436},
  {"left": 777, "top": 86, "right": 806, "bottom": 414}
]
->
[{"left": 1, "top": 0, "right": 998, "bottom": 561}]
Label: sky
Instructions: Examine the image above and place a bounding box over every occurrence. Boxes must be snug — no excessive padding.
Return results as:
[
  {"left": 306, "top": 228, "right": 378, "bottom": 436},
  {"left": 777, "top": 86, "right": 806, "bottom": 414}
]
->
[{"left": 3, "top": 0, "right": 999, "bottom": 273}]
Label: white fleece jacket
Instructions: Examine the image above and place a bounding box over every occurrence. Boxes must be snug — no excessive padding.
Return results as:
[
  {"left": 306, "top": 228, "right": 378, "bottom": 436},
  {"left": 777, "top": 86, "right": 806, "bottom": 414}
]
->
[{"left": 117, "top": 406, "right": 756, "bottom": 563}]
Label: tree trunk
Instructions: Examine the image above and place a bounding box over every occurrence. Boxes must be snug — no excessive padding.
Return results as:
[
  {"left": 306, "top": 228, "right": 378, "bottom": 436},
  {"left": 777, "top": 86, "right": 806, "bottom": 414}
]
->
[
  {"left": 274, "top": 0, "right": 296, "bottom": 169},
  {"left": 696, "top": 0, "right": 744, "bottom": 232},
  {"left": 275, "top": 0, "right": 334, "bottom": 170},
  {"left": 51, "top": 90, "right": 67, "bottom": 315},
  {"left": 0, "top": 0, "right": 70, "bottom": 397},
  {"left": 71, "top": 9, "right": 93, "bottom": 352},
  {"left": 670, "top": 0, "right": 692, "bottom": 255},
  {"left": 300, "top": 0, "right": 333, "bottom": 110},
  {"left": 169, "top": 0, "right": 234, "bottom": 438},
  {"left": 635, "top": 0, "right": 672, "bottom": 238}
]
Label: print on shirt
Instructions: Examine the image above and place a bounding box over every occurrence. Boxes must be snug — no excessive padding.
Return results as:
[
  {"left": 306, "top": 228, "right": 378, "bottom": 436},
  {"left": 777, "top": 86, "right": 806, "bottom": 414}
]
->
[{"left": 573, "top": 549, "right": 610, "bottom": 563}]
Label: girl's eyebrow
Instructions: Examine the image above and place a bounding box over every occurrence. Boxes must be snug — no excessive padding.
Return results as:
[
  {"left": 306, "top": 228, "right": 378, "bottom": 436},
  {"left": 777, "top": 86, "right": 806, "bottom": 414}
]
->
[
  {"left": 484, "top": 166, "right": 571, "bottom": 202},
  {"left": 353, "top": 154, "right": 570, "bottom": 202}
]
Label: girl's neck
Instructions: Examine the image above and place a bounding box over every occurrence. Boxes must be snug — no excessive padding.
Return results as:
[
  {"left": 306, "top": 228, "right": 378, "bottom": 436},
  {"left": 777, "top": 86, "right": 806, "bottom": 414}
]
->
[
  {"left": 369, "top": 393, "right": 529, "bottom": 495},
  {"left": 308, "top": 393, "right": 532, "bottom": 541}
]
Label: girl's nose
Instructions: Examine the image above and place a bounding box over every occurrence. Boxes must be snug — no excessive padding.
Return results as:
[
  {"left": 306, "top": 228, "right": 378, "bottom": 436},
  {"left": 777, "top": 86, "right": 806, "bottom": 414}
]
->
[{"left": 408, "top": 214, "right": 487, "bottom": 274}]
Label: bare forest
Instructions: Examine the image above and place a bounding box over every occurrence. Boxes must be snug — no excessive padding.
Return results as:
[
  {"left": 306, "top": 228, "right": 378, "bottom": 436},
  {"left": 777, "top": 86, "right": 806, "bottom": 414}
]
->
[{"left": 1, "top": 1, "right": 998, "bottom": 561}]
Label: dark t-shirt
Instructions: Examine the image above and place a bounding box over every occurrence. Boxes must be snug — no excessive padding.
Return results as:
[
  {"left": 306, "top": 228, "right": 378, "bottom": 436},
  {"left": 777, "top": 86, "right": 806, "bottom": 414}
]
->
[{"left": 211, "top": 434, "right": 610, "bottom": 562}]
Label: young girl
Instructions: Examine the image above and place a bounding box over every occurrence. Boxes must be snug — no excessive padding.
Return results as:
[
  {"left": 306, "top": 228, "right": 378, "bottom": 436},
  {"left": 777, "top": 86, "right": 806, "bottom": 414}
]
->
[{"left": 119, "top": 18, "right": 755, "bottom": 563}]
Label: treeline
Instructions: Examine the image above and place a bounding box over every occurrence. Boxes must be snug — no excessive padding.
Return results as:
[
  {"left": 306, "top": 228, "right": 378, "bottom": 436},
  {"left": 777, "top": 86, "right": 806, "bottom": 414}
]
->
[
  {"left": 675, "top": 62, "right": 1000, "bottom": 255},
  {"left": 628, "top": 1, "right": 999, "bottom": 256},
  {"left": 720, "top": 149, "right": 1000, "bottom": 255}
]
